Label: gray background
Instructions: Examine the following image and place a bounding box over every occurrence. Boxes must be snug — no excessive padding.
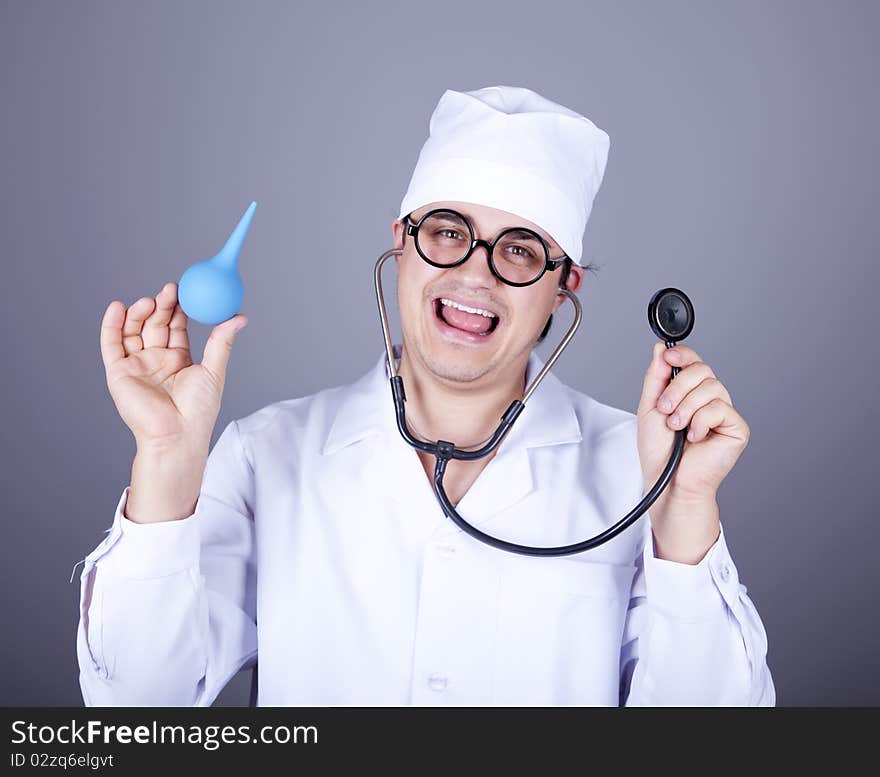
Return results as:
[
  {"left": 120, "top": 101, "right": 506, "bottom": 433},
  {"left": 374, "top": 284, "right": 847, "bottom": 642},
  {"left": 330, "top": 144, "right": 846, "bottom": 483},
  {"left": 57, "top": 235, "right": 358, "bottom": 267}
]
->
[{"left": 1, "top": 0, "right": 877, "bottom": 706}]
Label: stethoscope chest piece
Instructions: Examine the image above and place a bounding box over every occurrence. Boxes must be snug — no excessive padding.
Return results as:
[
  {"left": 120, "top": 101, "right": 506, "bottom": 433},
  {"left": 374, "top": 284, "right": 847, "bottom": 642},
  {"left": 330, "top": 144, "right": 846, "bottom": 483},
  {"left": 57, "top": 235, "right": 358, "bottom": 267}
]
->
[{"left": 648, "top": 287, "right": 695, "bottom": 343}]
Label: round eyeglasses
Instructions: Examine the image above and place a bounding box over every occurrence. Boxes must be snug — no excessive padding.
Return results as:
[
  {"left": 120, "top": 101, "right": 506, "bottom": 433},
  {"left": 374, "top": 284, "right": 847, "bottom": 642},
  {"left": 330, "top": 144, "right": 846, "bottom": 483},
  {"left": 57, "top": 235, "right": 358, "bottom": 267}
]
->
[{"left": 405, "top": 208, "right": 569, "bottom": 287}]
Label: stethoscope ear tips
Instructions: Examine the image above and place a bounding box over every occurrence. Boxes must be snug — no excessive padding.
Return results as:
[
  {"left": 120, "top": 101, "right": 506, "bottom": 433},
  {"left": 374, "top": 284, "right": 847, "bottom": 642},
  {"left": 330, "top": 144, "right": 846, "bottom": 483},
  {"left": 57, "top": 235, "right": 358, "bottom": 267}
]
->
[{"left": 648, "top": 288, "right": 695, "bottom": 343}]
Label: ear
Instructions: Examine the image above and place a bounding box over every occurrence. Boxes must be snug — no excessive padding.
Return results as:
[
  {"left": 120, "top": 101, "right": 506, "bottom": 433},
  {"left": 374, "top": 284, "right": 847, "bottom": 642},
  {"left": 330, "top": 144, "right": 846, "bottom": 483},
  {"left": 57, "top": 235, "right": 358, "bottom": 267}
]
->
[
  {"left": 392, "top": 217, "right": 405, "bottom": 249},
  {"left": 552, "top": 262, "right": 584, "bottom": 313}
]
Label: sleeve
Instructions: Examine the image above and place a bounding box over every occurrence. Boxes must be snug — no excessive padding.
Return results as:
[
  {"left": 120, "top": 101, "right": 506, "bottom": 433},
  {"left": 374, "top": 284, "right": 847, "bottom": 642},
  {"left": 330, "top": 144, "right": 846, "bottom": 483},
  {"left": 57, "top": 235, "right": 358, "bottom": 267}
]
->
[
  {"left": 618, "top": 517, "right": 776, "bottom": 706},
  {"left": 74, "top": 420, "right": 258, "bottom": 707}
]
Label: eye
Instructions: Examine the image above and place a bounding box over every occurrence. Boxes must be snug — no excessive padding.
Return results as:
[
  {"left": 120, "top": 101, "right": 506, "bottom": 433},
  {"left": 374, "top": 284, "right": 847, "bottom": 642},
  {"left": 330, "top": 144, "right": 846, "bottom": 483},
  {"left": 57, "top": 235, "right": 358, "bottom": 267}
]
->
[
  {"left": 504, "top": 243, "right": 536, "bottom": 260},
  {"left": 436, "top": 228, "right": 465, "bottom": 240}
]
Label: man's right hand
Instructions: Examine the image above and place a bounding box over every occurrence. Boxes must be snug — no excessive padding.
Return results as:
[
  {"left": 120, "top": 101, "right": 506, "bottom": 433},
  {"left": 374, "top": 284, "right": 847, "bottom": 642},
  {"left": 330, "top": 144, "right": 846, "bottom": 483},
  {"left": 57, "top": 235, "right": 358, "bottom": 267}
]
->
[{"left": 99, "top": 282, "right": 248, "bottom": 522}]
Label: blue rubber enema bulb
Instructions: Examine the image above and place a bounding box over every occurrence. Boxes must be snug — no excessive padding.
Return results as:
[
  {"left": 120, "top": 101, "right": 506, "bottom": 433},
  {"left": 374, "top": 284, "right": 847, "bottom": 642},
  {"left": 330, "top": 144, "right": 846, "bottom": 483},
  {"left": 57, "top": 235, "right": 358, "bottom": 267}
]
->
[{"left": 177, "top": 201, "right": 257, "bottom": 325}]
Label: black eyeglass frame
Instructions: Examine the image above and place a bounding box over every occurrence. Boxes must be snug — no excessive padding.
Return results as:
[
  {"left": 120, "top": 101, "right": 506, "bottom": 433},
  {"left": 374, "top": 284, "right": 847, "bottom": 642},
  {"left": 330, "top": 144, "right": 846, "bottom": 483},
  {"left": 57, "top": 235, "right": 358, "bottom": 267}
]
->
[{"left": 404, "top": 208, "right": 570, "bottom": 288}]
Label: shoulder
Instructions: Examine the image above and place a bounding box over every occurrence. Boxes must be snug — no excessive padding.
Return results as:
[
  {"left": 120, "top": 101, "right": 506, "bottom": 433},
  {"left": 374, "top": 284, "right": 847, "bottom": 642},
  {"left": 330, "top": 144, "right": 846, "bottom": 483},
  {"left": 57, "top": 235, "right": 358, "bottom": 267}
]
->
[
  {"left": 562, "top": 382, "right": 639, "bottom": 450},
  {"left": 234, "top": 384, "right": 344, "bottom": 436},
  {"left": 558, "top": 383, "right": 647, "bottom": 558},
  {"left": 231, "top": 382, "right": 351, "bottom": 451},
  {"left": 555, "top": 382, "right": 642, "bottom": 502},
  {"left": 230, "top": 358, "right": 382, "bottom": 457}
]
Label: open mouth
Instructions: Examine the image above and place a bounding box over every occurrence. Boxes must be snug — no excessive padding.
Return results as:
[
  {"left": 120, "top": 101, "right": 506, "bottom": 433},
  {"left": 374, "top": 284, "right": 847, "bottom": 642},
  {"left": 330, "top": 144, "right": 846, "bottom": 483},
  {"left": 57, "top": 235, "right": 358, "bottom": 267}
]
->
[{"left": 432, "top": 296, "right": 501, "bottom": 340}]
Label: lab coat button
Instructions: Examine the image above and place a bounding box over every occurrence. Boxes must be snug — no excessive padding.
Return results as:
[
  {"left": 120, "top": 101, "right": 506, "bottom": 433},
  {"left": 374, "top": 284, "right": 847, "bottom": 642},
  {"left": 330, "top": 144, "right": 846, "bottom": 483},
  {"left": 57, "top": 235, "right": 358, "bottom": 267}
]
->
[
  {"left": 427, "top": 673, "right": 448, "bottom": 691},
  {"left": 436, "top": 544, "right": 457, "bottom": 557},
  {"left": 718, "top": 563, "right": 731, "bottom": 582}
]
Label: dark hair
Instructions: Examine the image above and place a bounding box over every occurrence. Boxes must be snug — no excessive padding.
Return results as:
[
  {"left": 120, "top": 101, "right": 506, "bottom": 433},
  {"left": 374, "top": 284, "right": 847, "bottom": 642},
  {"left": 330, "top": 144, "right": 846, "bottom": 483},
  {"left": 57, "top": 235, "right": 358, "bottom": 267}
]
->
[
  {"left": 536, "top": 257, "right": 601, "bottom": 344},
  {"left": 399, "top": 215, "right": 600, "bottom": 344}
]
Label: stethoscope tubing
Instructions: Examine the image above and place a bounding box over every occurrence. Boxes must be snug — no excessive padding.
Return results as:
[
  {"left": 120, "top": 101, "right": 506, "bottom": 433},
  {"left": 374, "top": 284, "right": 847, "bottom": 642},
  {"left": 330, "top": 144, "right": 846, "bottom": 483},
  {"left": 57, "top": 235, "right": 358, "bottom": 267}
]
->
[{"left": 374, "top": 248, "right": 687, "bottom": 557}]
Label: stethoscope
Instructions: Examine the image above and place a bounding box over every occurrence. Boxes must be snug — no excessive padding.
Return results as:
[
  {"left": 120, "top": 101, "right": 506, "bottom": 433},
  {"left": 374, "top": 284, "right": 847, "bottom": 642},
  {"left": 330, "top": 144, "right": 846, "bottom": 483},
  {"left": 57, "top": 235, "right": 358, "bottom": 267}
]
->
[{"left": 374, "top": 248, "right": 696, "bottom": 557}]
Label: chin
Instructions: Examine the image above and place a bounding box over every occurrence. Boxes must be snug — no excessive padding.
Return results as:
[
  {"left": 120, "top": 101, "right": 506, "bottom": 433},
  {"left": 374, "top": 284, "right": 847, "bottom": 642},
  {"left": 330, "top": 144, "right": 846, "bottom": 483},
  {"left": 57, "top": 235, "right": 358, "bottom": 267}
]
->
[
  {"left": 416, "top": 327, "right": 503, "bottom": 384},
  {"left": 421, "top": 350, "right": 497, "bottom": 384}
]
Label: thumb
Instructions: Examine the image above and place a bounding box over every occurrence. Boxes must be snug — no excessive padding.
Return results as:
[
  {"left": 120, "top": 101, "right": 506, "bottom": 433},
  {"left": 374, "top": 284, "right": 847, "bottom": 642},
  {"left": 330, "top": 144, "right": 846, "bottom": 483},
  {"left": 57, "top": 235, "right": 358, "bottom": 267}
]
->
[
  {"left": 637, "top": 341, "right": 672, "bottom": 417},
  {"left": 201, "top": 314, "right": 248, "bottom": 382}
]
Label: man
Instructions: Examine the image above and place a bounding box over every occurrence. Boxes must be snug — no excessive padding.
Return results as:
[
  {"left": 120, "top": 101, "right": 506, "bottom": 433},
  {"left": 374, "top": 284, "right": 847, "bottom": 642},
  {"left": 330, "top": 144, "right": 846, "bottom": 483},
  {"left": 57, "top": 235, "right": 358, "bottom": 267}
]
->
[{"left": 78, "top": 86, "right": 774, "bottom": 705}]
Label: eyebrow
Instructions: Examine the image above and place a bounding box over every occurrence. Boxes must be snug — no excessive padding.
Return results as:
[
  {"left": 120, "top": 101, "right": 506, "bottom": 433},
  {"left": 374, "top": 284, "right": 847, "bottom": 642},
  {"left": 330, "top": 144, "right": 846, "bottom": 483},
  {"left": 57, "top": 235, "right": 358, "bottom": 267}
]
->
[
  {"left": 426, "top": 213, "right": 466, "bottom": 225},
  {"left": 503, "top": 229, "right": 543, "bottom": 241},
  {"left": 410, "top": 208, "right": 559, "bottom": 249}
]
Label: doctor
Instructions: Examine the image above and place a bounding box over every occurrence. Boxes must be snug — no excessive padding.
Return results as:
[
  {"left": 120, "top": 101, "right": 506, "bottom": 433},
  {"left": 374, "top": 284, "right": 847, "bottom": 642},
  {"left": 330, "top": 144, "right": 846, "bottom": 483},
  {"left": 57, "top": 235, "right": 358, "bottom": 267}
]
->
[{"left": 78, "top": 86, "right": 775, "bottom": 706}]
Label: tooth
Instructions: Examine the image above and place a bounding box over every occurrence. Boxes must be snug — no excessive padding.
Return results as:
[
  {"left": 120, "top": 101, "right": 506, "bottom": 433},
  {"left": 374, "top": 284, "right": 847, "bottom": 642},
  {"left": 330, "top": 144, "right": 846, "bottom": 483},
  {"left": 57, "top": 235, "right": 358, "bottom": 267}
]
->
[{"left": 440, "top": 298, "right": 497, "bottom": 318}]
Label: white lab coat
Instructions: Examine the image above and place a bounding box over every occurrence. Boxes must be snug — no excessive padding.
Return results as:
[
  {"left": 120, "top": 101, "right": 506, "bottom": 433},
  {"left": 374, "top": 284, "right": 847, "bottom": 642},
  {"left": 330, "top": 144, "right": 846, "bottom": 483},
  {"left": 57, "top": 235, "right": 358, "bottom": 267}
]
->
[{"left": 75, "top": 347, "right": 775, "bottom": 706}]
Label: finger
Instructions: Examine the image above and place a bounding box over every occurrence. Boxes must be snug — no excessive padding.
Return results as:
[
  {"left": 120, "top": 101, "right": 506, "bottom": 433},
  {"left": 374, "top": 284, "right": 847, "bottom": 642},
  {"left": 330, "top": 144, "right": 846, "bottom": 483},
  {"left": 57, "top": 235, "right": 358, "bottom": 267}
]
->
[
  {"left": 665, "top": 377, "right": 732, "bottom": 431},
  {"left": 121, "top": 297, "right": 156, "bottom": 355},
  {"left": 200, "top": 314, "right": 249, "bottom": 383},
  {"left": 664, "top": 344, "right": 703, "bottom": 369},
  {"left": 637, "top": 342, "right": 673, "bottom": 417},
  {"left": 167, "top": 303, "right": 191, "bottom": 351},
  {"left": 687, "top": 398, "right": 749, "bottom": 444},
  {"left": 656, "top": 362, "right": 720, "bottom": 414},
  {"left": 99, "top": 301, "right": 127, "bottom": 369},
  {"left": 142, "top": 282, "right": 178, "bottom": 350}
]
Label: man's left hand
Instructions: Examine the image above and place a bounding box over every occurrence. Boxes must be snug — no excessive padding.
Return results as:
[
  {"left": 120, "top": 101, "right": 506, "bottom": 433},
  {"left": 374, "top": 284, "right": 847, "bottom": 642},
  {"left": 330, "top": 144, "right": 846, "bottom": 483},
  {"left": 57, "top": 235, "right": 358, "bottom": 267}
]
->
[{"left": 636, "top": 342, "right": 751, "bottom": 564}]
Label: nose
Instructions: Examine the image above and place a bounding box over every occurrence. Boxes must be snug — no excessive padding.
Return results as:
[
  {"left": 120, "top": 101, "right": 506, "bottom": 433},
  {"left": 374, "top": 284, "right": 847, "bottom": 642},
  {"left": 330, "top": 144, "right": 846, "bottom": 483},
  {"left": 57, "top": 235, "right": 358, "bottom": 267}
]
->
[{"left": 452, "top": 240, "right": 497, "bottom": 287}]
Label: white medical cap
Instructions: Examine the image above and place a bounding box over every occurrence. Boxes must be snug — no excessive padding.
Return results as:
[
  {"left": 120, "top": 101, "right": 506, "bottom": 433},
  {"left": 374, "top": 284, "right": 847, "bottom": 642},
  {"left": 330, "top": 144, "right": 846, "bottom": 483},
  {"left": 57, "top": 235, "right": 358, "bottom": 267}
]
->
[{"left": 398, "top": 85, "right": 610, "bottom": 264}]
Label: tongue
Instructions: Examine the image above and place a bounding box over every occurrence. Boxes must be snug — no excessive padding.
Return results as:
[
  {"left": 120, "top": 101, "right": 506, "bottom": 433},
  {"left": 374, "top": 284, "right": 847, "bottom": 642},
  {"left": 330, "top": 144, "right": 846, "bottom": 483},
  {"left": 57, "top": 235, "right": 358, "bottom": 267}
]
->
[{"left": 441, "top": 303, "right": 494, "bottom": 333}]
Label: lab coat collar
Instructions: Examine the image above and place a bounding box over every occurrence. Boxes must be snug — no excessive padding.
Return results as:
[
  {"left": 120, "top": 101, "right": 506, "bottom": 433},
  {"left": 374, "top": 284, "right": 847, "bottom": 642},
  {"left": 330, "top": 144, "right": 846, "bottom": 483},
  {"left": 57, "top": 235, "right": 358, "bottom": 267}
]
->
[
  {"left": 323, "top": 345, "right": 582, "bottom": 456},
  {"left": 323, "top": 346, "right": 582, "bottom": 529}
]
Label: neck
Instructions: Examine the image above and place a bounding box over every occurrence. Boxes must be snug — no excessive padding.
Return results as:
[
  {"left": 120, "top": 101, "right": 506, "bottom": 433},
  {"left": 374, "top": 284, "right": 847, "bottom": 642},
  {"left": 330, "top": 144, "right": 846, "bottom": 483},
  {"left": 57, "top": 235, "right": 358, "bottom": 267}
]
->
[{"left": 395, "top": 346, "right": 529, "bottom": 449}]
